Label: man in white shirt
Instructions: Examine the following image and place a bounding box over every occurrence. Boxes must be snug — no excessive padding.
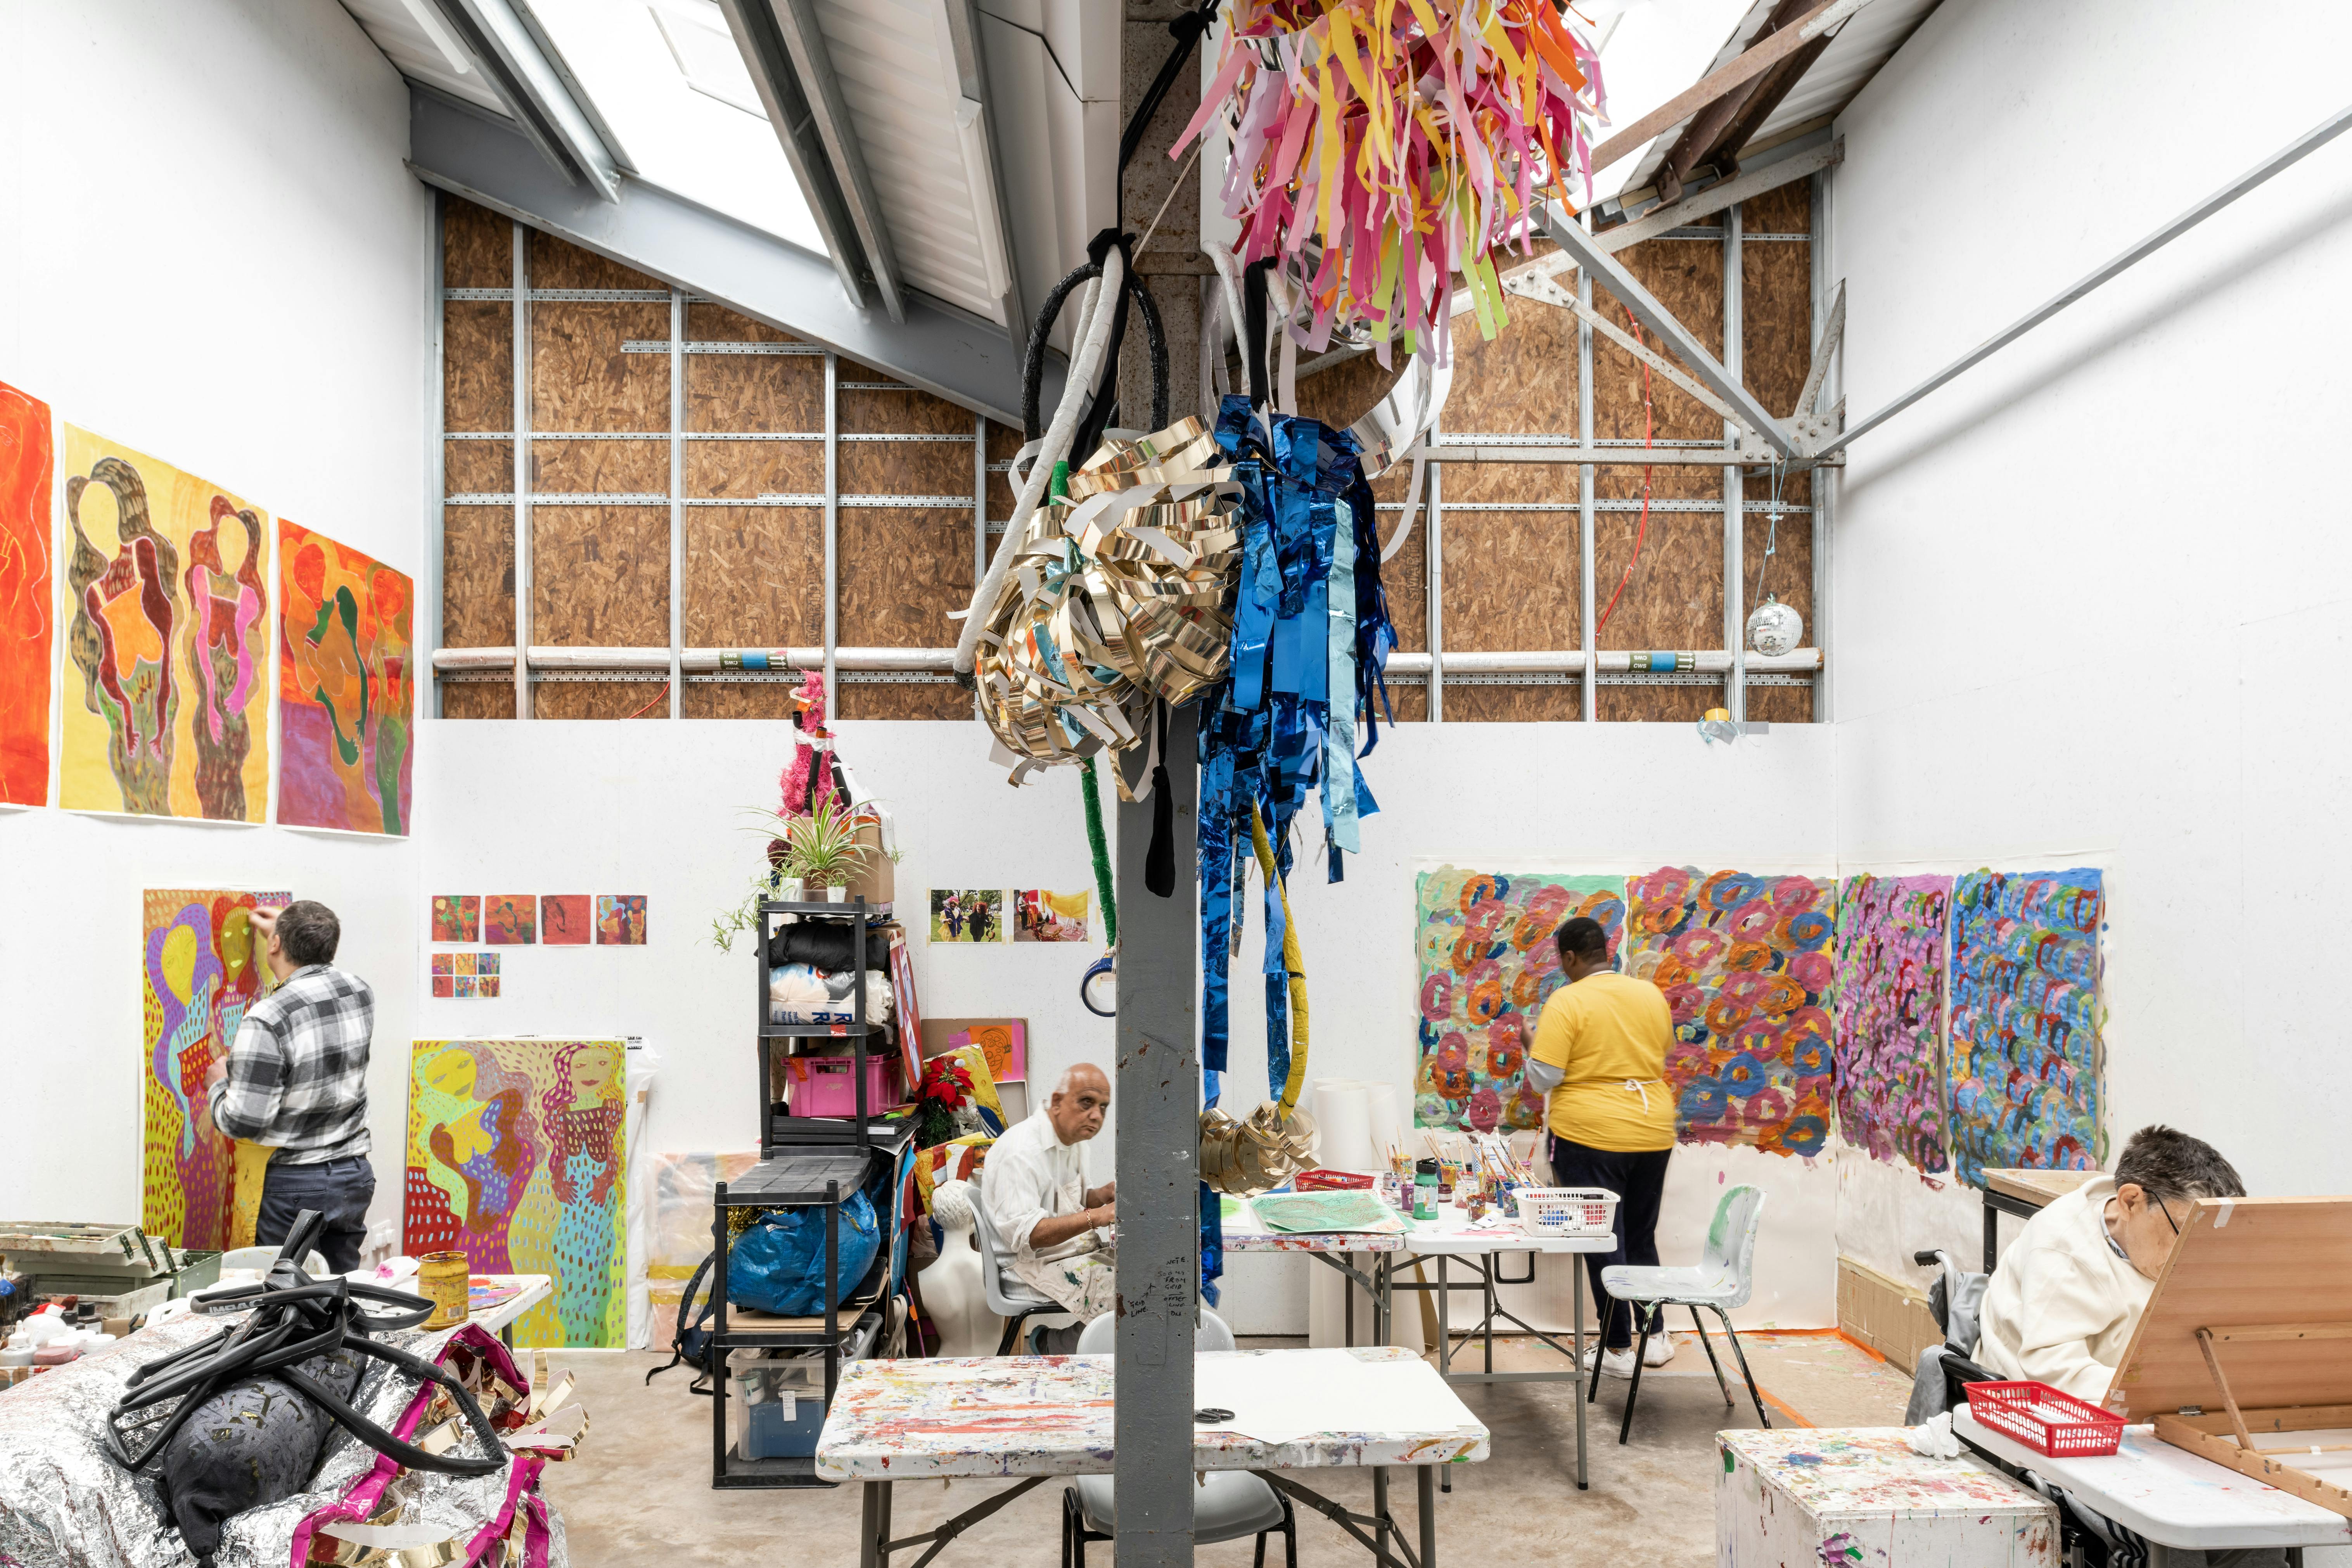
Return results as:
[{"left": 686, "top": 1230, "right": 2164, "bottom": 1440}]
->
[
  {"left": 984, "top": 1064, "right": 1117, "bottom": 1351},
  {"left": 1976, "top": 1124, "right": 2245, "bottom": 1402}
]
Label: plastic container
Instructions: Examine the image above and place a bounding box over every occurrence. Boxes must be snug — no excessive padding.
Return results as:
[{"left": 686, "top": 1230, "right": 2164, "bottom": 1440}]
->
[
  {"left": 1965, "top": 1380, "right": 2126, "bottom": 1457},
  {"left": 1515, "top": 1187, "right": 1620, "bottom": 1238},
  {"left": 727, "top": 1310, "right": 882, "bottom": 1459},
  {"left": 785, "top": 1053, "right": 898, "bottom": 1118}
]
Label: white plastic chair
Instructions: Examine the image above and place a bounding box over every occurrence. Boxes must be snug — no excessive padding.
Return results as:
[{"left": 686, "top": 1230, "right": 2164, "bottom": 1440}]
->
[
  {"left": 967, "top": 1177, "right": 1069, "bottom": 1355},
  {"left": 1062, "top": 1310, "right": 1295, "bottom": 1568},
  {"left": 218, "top": 1246, "right": 328, "bottom": 1276},
  {"left": 1596, "top": 1184, "right": 1770, "bottom": 1443}
]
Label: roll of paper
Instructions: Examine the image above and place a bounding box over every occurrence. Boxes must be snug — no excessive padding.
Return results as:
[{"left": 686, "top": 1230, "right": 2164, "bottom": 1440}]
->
[
  {"left": 1316, "top": 1083, "right": 1376, "bottom": 1174},
  {"left": 1363, "top": 1082, "right": 1403, "bottom": 1159}
]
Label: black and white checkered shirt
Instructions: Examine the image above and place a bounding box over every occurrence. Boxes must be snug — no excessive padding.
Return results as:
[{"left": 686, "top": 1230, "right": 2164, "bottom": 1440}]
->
[{"left": 212, "top": 965, "right": 374, "bottom": 1163}]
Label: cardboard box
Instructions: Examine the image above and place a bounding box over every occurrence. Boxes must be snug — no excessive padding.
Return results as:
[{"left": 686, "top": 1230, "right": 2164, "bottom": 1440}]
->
[
  {"left": 842, "top": 822, "right": 894, "bottom": 910},
  {"left": 1836, "top": 1255, "right": 1942, "bottom": 1373}
]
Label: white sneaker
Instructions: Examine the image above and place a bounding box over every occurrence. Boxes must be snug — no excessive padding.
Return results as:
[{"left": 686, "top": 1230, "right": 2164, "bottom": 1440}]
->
[
  {"left": 1581, "top": 1346, "right": 1639, "bottom": 1379},
  {"left": 1642, "top": 1334, "right": 1678, "bottom": 1367}
]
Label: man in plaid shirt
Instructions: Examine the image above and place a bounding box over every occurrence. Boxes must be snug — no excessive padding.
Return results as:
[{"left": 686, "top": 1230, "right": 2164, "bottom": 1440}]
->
[{"left": 202, "top": 900, "right": 376, "bottom": 1272}]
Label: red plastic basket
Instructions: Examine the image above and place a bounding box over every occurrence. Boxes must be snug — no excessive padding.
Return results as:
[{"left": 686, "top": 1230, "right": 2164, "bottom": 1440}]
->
[{"left": 1966, "top": 1380, "right": 2126, "bottom": 1457}]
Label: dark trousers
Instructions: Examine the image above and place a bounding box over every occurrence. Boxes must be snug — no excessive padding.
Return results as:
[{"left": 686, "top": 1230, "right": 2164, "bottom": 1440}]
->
[
  {"left": 256, "top": 1155, "right": 377, "bottom": 1274},
  {"left": 1548, "top": 1136, "right": 1671, "bottom": 1350}
]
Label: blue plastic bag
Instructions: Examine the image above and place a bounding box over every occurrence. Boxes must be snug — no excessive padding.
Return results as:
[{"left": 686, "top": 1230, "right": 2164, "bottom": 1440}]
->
[{"left": 731, "top": 1192, "right": 881, "bottom": 1316}]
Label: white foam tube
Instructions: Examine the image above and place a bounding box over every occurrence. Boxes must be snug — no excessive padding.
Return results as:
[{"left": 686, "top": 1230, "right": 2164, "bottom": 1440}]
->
[
  {"left": 1381, "top": 444, "right": 1429, "bottom": 564},
  {"left": 1316, "top": 1083, "right": 1375, "bottom": 1173},
  {"left": 952, "top": 247, "right": 1128, "bottom": 678},
  {"left": 1363, "top": 1082, "right": 1403, "bottom": 1159}
]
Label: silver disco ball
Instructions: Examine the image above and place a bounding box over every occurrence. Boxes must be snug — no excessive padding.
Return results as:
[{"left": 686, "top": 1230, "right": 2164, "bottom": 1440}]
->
[{"left": 1746, "top": 594, "right": 1803, "bottom": 657}]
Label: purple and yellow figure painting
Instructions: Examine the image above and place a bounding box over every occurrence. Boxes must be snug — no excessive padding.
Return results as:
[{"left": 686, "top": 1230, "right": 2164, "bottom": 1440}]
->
[
  {"left": 1623, "top": 867, "right": 1837, "bottom": 1159},
  {"left": 485, "top": 895, "right": 536, "bottom": 945},
  {"left": 278, "top": 519, "right": 413, "bottom": 835},
  {"left": 1947, "top": 869, "right": 2104, "bottom": 1187},
  {"left": 61, "top": 427, "right": 270, "bottom": 821},
  {"left": 1413, "top": 868, "right": 1624, "bottom": 1133},
  {"left": 141, "top": 888, "right": 289, "bottom": 1247},
  {"left": 1832, "top": 874, "right": 1954, "bottom": 1172},
  {"left": 406, "top": 1037, "right": 628, "bottom": 1348}
]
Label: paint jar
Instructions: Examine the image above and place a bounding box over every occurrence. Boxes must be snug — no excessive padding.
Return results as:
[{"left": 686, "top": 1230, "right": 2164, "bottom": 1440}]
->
[
  {"left": 1413, "top": 1159, "right": 1440, "bottom": 1221},
  {"left": 418, "top": 1252, "right": 470, "bottom": 1330}
]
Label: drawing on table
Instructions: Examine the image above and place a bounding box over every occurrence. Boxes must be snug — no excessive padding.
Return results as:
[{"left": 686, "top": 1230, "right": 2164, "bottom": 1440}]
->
[
  {"left": 0, "top": 381, "right": 54, "bottom": 807},
  {"left": 485, "top": 894, "right": 536, "bottom": 945},
  {"left": 1947, "top": 868, "right": 2105, "bottom": 1185},
  {"left": 595, "top": 894, "right": 645, "bottom": 945},
  {"left": 929, "top": 889, "right": 1003, "bottom": 943},
  {"left": 1832, "top": 873, "right": 1954, "bottom": 1172},
  {"left": 541, "top": 894, "right": 591, "bottom": 945},
  {"left": 277, "top": 519, "right": 414, "bottom": 836},
  {"left": 1623, "top": 866, "right": 1837, "bottom": 1158},
  {"left": 1413, "top": 868, "right": 1625, "bottom": 1132},
  {"left": 432, "top": 894, "right": 480, "bottom": 943}
]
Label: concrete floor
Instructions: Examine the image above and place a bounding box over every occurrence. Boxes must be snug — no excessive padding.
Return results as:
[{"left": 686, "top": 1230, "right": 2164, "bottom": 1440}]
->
[{"left": 543, "top": 1331, "right": 1911, "bottom": 1566}]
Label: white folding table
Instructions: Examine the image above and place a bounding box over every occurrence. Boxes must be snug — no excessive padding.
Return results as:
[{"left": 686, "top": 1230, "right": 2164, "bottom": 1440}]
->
[
  {"left": 1953, "top": 1403, "right": 2352, "bottom": 1555},
  {"left": 816, "top": 1347, "right": 1488, "bottom": 1568},
  {"left": 463, "top": 1273, "right": 553, "bottom": 1347},
  {"left": 1219, "top": 1196, "right": 1409, "bottom": 1350}
]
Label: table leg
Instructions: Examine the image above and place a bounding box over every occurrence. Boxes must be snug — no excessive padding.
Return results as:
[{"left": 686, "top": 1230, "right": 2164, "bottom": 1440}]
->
[
  {"left": 1373, "top": 1465, "right": 1392, "bottom": 1568},
  {"left": 1983, "top": 1200, "right": 1999, "bottom": 1274},
  {"left": 1481, "top": 1259, "right": 1494, "bottom": 1374},
  {"left": 1418, "top": 1463, "right": 1437, "bottom": 1568},
  {"left": 1573, "top": 1258, "right": 1588, "bottom": 1491},
  {"left": 1346, "top": 1251, "right": 1356, "bottom": 1348},
  {"left": 500, "top": 1324, "right": 514, "bottom": 1349},
  {"left": 860, "top": 1481, "right": 880, "bottom": 1568},
  {"left": 1436, "top": 1255, "right": 1453, "bottom": 1495},
  {"left": 876, "top": 1479, "right": 892, "bottom": 1568}
]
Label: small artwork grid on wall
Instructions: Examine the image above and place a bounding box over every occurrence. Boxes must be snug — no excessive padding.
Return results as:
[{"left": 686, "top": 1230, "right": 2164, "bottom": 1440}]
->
[
  {"left": 930, "top": 889, "right": 1003, "bottom": 943},
  {"left": 542, "top": 894, "right": 591, "bottom": 946},
  {"left": 431, "top": 895, "right": 479, "bottom": 944},
  {"left": 595, "top": 895, "right": 645, "bottom": 945},
  {"left": 485, "top": 895, "right": 536, "bottom": 945},
  {"left": 1011, "top": 890, "right": 1088, "bottom": 943},
  {"left": 431, "top": 952, "right": 500, "bottom": 999}
]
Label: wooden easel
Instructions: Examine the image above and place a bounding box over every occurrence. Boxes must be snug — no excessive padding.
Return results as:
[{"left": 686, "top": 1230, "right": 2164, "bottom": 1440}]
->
[{"left": 2110, "top": 1195, "right": 2352, "bottom": 1517}]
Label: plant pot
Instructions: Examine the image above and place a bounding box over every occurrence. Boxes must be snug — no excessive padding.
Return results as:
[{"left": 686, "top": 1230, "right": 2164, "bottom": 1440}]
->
[
  {"left": 826, "top": 885, "right": 847, "bottom": 903},
  {"left": 778, "top": 877, "right": 804, "bottom": 903}
]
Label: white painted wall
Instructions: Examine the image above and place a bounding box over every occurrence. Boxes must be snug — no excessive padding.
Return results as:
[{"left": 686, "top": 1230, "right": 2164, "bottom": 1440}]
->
[
  {"left": 1824, "top": 0, "right": 2352, "bottom": 1278},
  {"left": 0, "top": 0, "right": 426, "bottom": 1226}
]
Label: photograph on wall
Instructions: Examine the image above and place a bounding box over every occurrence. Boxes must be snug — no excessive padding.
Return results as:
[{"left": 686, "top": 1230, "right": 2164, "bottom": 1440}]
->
[
  {"left": 1413, "top": 868, "right": 1625, "bottom": 1132},
  {"left": 1622, "top": 866, "right": 1837, "bottom": 1159},
  {"left": 595, "top": 894, "right": 646, "bottom": 945},
  {"left": 920, "top": 1018, "right": 1028, "bottom": 1084},
  {"left": 431, "top": 894, "right": 480, "bottom": 943},
  {"left": 484, "top": 894, "right": 536, "bottom": 945},
  {"left": 60, "top": 425, "right": 271, "bottom": 822},
  {"left": 277, "top": 519, "right": 414, "bottom": 836},
  {"left": 1833, "top": 873, "right": 1954, "bottom": 1173},
  {"left": 1947, "top": 868, "right": 2104, "bottom": 1186},
  {"left": 929, "top": 888, "right": 1003, "bottom": 943},
  {"left": 0, "top": 380, "right": 53, "bottom": 808},
  {"left": 405, "top": 1037, "right": 628, "bottom": 1348},
  {"left": 541, "top": 894, "right": 592, "bottom": 945},
  {"left": 1011, "top": 889, "right": 1089, "bottom": 942},
  {"left": 141, "top": 887, "right": 291, "bottom": 1248}
]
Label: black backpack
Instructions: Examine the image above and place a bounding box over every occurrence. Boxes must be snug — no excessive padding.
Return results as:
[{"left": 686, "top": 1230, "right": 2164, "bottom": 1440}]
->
[{"left": 646, "top": 1250, "right": 721, "bottom": 1393}]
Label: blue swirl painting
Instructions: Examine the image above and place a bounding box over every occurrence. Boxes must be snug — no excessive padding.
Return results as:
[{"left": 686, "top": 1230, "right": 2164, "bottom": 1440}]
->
[{"left": 1947, "top": 868, "right": 2104, "bottom": 1186}]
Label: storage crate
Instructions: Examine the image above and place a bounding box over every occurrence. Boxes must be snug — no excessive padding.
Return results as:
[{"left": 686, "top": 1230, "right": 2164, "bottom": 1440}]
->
[
  {"left": 1515, "top": 1187, "right": 1619, "bottom": 1238},
  {"left": 1964, "top": 1381, "right": 2125, "bottom": 1457},
  {"left": 784, "top": 1053, "right": 899, "bottom": 1118}
]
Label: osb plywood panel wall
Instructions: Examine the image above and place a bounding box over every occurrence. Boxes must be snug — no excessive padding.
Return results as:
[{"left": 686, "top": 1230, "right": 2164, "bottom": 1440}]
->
[{"left": 438, "top": 192, "right": 1818, "bottom": 724}]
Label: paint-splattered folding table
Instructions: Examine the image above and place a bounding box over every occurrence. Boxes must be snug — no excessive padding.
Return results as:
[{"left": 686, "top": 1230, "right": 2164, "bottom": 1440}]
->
[
  {"left": 1220, "top": 1195, "right": 1409, "bottom": 1351},
  {"left": 815, "top": 1347, "right": 1487, "bottom": 1568},
  {"left": 1718, "top": 1427, "right": 2059, "bottom": 1568}
]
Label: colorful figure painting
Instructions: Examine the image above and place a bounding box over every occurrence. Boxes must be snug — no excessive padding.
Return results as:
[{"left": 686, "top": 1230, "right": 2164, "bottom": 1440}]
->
[
  {"left": 485, "top": 895, "right": 536, "bottom": 945},
  {"left": 406, "top": 1037, "right": 628, "bottom": 1348},
  {"left": 0, "top": 382, "right": 53, "bottom": 807},
  {"left": 1947, "top": 869, "right": 2105, "bottom": 1186},
  {"left": 432, "top": 895, "right": 480, "bottom": 943},
  {"left": 1012, "top": 890, "right": 1089, "bottom": 942},
  {"left": 1832, "top": 874, "right": 1953, "bottom": 1172},
  {"left": 141, "top": 888, "right": 291, "bottom": 1247},
  {"left": 1413, "top": 869, "right": 1625, "bottom": 1132},
  {"left": 595, "top": 895, "right": 646, "bottom": 945},
  {"left": 60, "top": 426, "right": 270, "bottom": 821},
  {"left": 541, "top": 894, "right": 591, "bottom": 945},
  {"left": 929, "top": 889, "right": 1003, "bottom": 943},
  {"left": 1622, "top": 867, "right": 1836, "bottom": 1158},
  {"left": 277, "top": 520, "right": 414, "bottom": 835}
]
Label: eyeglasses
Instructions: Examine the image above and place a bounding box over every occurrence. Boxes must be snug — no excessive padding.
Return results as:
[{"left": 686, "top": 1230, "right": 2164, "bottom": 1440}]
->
[{"left": 2155, "top": 1198, "right": 2181, "bottom": 1236}]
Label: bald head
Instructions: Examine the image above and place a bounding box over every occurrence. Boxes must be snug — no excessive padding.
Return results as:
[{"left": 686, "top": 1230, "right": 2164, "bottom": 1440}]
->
[{"left": 1047, "top": 1063, "right": 1110, "bottom": 1144}]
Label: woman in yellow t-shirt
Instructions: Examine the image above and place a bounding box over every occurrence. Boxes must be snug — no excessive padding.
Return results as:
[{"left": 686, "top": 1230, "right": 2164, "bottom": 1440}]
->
[{"left": 1524, "top": 915, "right": 1678, "bottom": 1379}]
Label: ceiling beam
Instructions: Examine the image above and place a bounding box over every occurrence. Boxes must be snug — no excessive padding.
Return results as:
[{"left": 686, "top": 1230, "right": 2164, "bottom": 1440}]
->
[
  {"left": 1651, "top": 0, "right": 1815, "bottom": 206},
  {"left": 763, "top": 0, "right": 908, "bottom": 324},
  {"left": 1586, "top": 0, "right": 1872, "bottom": 178},
  {"left": 1677, "top": 30, "right": 1837, "bottom": 192},
  {"left": 408, "top": 88, "right": 1051, "bottom": 425},
  {"left": 422, "top": 0, "right": 626, "bottom": 200},
  {"left": 714, "top": 0, "right": 873, "bottom": 309}
]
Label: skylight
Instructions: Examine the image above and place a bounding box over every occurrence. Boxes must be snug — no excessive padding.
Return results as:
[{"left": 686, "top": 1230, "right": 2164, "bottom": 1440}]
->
[{"left": 1582, "top": 0, "right": 1762, "bottom": 205}]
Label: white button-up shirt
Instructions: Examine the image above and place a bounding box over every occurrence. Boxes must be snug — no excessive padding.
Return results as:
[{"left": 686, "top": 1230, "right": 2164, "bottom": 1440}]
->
[{"left": 985, "top": 1110, "right": 1095, "bottom": 1262}]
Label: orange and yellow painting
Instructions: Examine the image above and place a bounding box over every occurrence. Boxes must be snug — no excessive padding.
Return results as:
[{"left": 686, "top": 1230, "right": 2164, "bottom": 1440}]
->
[
  {"left": 278, "top": 520, "right": 413, "bottom": 835},
  {"left": 61, "top": 426, "right": 270, "bottom": 821},
  {"left": 0, "top": 381, "right": 53, "bottom": 807}
]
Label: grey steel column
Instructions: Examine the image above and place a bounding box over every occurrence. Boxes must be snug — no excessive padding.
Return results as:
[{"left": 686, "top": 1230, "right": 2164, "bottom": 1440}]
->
[
  {"left": 669, "top": 291, "right": 685, "bottom": 717},
  {"left": 823, "top": 351, "right": 839, "bottom": 701},
  {"left": 972, "top": 411, "right": 988, "bottom": 589},
  {"left": 1426, "top": 419, "right": 1443, "bottom": 723},
  {"left": 1114, "top": 702, "right": 1199, "bottom": 1568},
  {"left": 1723, "top": 202, "right": 1745, "bottom": 723},
  {"left": 511, "top": 220, "right": 531, "bottom": 720},
  {"left": 427, "top": 191, "right": 446, "bottom": 720},
  {"left": 1577, "top": 246, "right": 1596, "bottom": 724},
  {"left": 1810, "top": 169, "right": 1833, "bottom": 723}
]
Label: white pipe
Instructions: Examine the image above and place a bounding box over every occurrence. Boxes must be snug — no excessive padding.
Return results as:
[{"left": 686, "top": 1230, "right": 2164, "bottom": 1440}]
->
[{"left": 433, "top": 646, "right": 1822, "bottom": 676}]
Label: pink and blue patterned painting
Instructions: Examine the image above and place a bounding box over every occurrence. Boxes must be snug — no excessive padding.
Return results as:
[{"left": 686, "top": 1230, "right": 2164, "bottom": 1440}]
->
[
  {"left": 1623, "top": 867, "right": 1837, "bottom": 1158},
  {"left": 1947, "top": 868, "right": 2104, "bottom": 1186},
  {"left": 1832, "top": 874, "right": 1953, "bottom": 1172}
]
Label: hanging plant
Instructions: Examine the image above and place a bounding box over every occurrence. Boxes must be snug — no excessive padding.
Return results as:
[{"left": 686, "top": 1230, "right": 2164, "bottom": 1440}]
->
[{"left": 1175, "top": 0, "right": 1605, "bottom": 365}]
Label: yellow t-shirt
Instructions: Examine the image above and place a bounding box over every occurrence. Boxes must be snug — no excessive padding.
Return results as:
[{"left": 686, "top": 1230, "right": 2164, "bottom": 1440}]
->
[{"left": 1530, "top": 972, "right": 1677, "bottom": 1151}]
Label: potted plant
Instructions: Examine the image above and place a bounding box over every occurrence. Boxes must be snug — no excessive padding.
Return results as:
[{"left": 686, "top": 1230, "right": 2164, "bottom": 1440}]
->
[{"left": 780, "top": 798, "right": 872, "bottom": 902}]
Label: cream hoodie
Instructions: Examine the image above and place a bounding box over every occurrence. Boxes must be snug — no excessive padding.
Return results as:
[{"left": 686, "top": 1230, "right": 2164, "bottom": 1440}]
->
[{"left": 1975, "top": 1175, "right": 2153, "bottom": 1402}]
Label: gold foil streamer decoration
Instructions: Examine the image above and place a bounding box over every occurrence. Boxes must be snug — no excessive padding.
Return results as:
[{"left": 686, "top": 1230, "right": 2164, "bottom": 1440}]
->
[
  {"left": 1199, "top": 1103, "right": 1320, "bottom": 1196},
  {"left": 975, "top": 417, "right": 1241, "bottom": 788}
]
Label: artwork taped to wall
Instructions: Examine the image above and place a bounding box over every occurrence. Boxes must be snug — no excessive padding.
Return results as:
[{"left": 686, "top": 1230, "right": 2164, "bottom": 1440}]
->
[
  {"left": 432, "top": 894, "right": 480, "bottom": 944},
  {"left": 541, "top": 894, "right": 591, "bottom": 945},
  {"left": 277, "top": 519, "right": 414, "bottom": 835},
  {"left": 431, "top": 952, "right": 500, "bottom": 999},
  {"left": 141, "top": 888, "right": 292, "bottom": 1248},
  {"left": 644, "top": 1151, "right": 759, "bottom": 1348},
  {"left": 1832, "top": 874, "right": 1954, "bottom": 1173},
  {"left": 0, "top": 381, "right": 53, "bottom": 807},
  {"left": 920, "top": 1018, "right": 1028, "bottom": 1084},
  {"left": 1413, "top": 868, "right": 1625, "bottom": 1132},
  {"left": 1624, "top": 867, "right": 1837, "bottom": 1158},
  {"left": 595, "top": 895, "right": 645, "bottom": 945},
  {"left": 1947, "top": 868, "right": 2104, "bottom": 1186},
  {"left": 484, "top": 895, "right": 536, "bottom": 945},
  {"left": 61, "top": 425, "right": 271, "bottom": 822},
  {"left": 1012, "top": 890, "right": 1089, "bottom": 942},
  {"left": 929, "top": 889, "right": 1003, "bottom": 943},
  {"left": 405, "top": 1037, "right": 629, "bottom": 1348}
]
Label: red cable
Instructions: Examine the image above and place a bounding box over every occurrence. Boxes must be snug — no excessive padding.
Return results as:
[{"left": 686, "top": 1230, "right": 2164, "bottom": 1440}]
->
[
  {"left": 623, "top": 680, "right": 671, "bottom": 719},
  {"left": 1594, "top": 307, "right": 1654, "bottom": 636}
]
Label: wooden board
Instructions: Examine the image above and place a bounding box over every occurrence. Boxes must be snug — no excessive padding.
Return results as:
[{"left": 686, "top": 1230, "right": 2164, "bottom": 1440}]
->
[
  {"left": 528, "top": 230, "right": 662, "bottom": 291},
  {"left": 442, "top": 505, "right": 514, "bottom": 648},
  {"left": 444, "top": 437, "right": 513, "bottom": 496},
  {"left": 838, "top": 683, "right": 980, "bottom": 721},
  {"left": 685, "top": 353, "right": 819, "bottom": 437},
  {"left": 683, "top": 683, "right": 796, "bottom": 720},
  {"left": 1439, "top": 508, "right": 1577, "bottom": 652},
  {"left": 532, "top": 437, "right": 668, "bottom": 495},
  {"left": 443, "top": 683, "right": 516, "bottom": 720},
  {"left": 532, "top": 303, "right": 669, "bottom": 432},
  {"left": 835, "top": 505, "right": 972, "bottom": 648},
  {"left": 443, "top": 303, "right": 512, "bottom": 433},
  {"left": 1591, "top": 467, "right": 1724, "bottom": 653},
  {"left": 839, "top": 443, "right": 972, "bottom": 499},
  {"left": 531, "top": 507, "right": 669, "bottom": 647},
  {"left": 1984, "top": 1169, "right": 2100, "bottom": 1208},
  {"left": 1440, "top": 685, "right": 1582, "bottom": 722},
  {"left": 2157, "top": 1409, "right": 2352, "bottom": 1518},
  {"left": 2113, "top": 1196, "right": 2352, "bottom": 1420},
  {"left": 1742, "top": 221, "right": 1814, "bottom": 421},
  {"left": 683, "top": 505, "right": 821, "bottom": 647},
  {"left": 534, "top": 681, "right": 667, "bottom": 720},
  {"left": 442, "top": 197, "right": 510, "bottom": 288}
]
